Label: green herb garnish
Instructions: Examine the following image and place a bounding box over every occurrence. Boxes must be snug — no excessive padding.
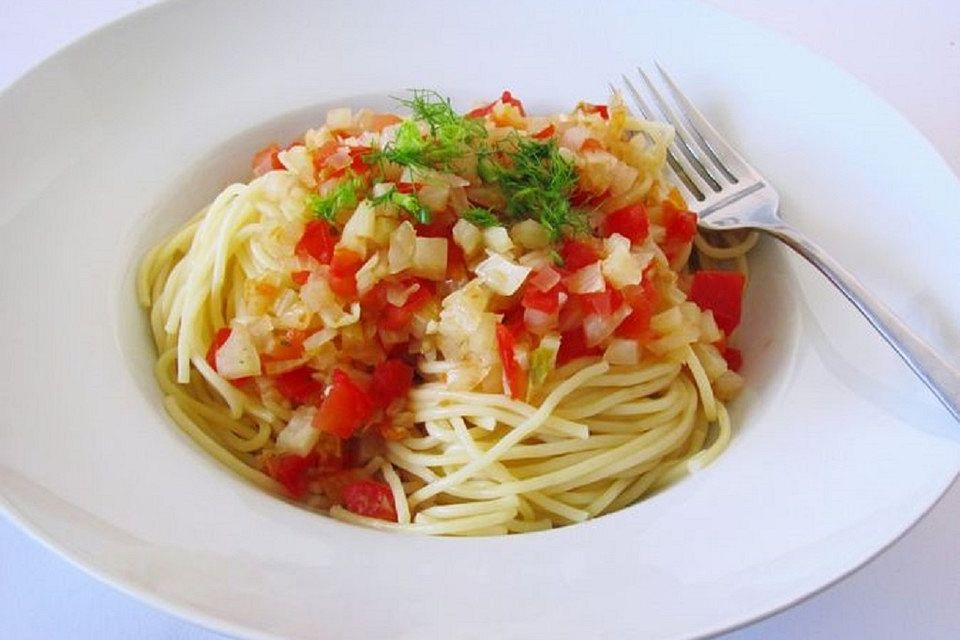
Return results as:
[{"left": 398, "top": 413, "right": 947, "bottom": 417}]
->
[
  {"left": 463, "top": 207, "right": 500, "bottom": 228},
  {"left": 370, "top": 187, "right": 431, "bottom": 224},
  {"left": 370, "top": 90, "right": 487, "bottom": 170},
  {"left": 494, "top": 137, "right": 585, "bottom": 240},
  {"left": 306, "top": 174, "right": 362, "bottom": 221}
]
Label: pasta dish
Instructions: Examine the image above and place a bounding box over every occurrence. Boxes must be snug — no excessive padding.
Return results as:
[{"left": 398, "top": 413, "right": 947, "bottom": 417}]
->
[{"left": 138, "top": 90, "right": 755, "bottom": 535}]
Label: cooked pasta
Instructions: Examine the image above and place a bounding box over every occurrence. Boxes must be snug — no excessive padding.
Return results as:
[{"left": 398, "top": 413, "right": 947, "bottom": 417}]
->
[{"left": 138, "top": 90, "right": 752, "bottom": 535}]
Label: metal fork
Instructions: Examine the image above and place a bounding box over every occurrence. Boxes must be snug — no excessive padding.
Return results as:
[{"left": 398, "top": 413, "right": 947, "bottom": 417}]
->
[{"left": 622, "top": 65, "right": 960, "bottom": 422}]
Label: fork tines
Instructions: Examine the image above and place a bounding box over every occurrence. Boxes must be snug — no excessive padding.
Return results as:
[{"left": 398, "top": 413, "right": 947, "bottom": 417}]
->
[{"left": 620, "top": 65, "right": 753, "bottom": 204}]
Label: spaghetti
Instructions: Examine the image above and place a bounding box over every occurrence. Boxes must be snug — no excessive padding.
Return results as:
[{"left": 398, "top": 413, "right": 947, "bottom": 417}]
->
[{"left": 138, "top": 90, "right": 752, "bottom": 535}]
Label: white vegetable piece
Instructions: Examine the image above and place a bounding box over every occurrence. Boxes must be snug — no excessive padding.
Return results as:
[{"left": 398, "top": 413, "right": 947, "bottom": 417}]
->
[
  {"left": 339, "top": 200, "right": 377, "bottom": 256},
  {"left": 452, "top": 219, "right": 482, "bottom": 258},
  {"left": 301, "top": 276, "right": 361, "bottom": 327},
  {"left": 277, "top": 145, "right": 317, "bottom": 188},
  {"left": 215, "top": 324, "right": 261, "bottom": 379},
  {"left": 276, "top": 406, "right": 320, "bottom": 456},
  {"left": 410, "top": 237, "right": 448, "bottom": 280},
  {"left": 565, "top": 261, "right": 605, "bottom": 294},
  {"left": 510, "top": 219, "right": 550, "bottom": 250},
  {"left": 584, "top": 305, "right": 633, "bottom": 347},
  {"left": 355, "top": 252, "right": 387, "bottom": 295},
  {"left": 474, "top": 252, "right": 532, "bottom": 295},
  {"left": 604, "top": 339, "right": 641, "bottom": 365},
  {"left": 483, "top": 226, "right": 514, "bottom": 253},
  {"left": 388, "top": 221, "right": 416, "bottom": 274},
  {"left": 602, "top": 233, "right": 646, "bottom": 288}
]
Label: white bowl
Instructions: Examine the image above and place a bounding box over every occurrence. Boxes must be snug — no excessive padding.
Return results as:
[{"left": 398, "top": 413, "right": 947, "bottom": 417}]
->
[{"left": 1, "top": 1, "right": 959, "bottom": 638}]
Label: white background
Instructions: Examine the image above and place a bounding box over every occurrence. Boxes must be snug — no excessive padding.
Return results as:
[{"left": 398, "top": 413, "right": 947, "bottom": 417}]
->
[{"left": 1, "top": 1, "right": 958, "bottom": 638}]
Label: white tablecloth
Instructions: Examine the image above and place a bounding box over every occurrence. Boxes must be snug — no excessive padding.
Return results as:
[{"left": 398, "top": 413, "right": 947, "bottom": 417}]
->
[{"left": 2, "top": 1, "right": 958, "bottom": 638}]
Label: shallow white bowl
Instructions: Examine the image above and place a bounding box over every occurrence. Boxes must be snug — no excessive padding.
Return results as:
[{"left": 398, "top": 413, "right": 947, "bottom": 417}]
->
[{"left": 1, "top": 1, "right": 959, "bottom": 638}]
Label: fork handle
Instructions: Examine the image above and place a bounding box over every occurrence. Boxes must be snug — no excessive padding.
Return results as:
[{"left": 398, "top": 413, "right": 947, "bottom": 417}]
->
[{"left": 766, "top": 223, "right": 960, "bottom": 423}]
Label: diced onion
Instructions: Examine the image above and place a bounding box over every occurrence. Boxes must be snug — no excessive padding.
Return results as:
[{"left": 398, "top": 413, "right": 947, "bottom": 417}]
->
[
  {"left": 560, "top": 126, "right": 590, "bottom": 151},
  {"left": 604, "top": 339, "right": 640, "bottom": 365},
  {"left": 650, "top": 306, "right": 683, "bottom": 334},
  {"left": 699, "top": 310, "right": 722, "bottom": 344},
  {"left": 609, "top": 161, "right": 638, "bottom": 197},
  {"left": 303, "top": 328, "right": 337, "bottom": 353},
  {"left": 524, "top": 307, "right": 557, "bottom": 335},
  {"left": 602, "top": 233, "right": 646, "bottom": 288},
  {"left": 418, "top": 183, "right": 449, "bottom": 211},
  {"left": 386, "top": 282, "right": 420, "bottom": 307},
  {"left": 584, "top": 305, "right": 633, "bottom": 347},
  {"left": 301, "top": 276, "right": 361, "bottom": 327},
  {"left": 529, "top": 266, "right": 562, "bottom": 292},
  {"left": 510, "top": 220, "right": 550, "bottom": 250},
  {"left": 277, "top": 145, "right": 317, "bottom": 188},
  {"left": 411, "top": 237, "right": 448, "bottom": 280},
  {"left": 483, "top": 226, "right": 514, "bottom": 254},
  {"left": 264, "top": 357, "right": 310, "bottom": 376},
  {"left": 339, "top": 201, "right": 377, "bottom": 256},
  {"left": 355, "top": 252, "right": 387, "bottom": 295},
  {"left": 276, "top": 406, "right": 320, "bottom": 456},
  {"left": 474, "top": 252, "right": 531, "bottom": 295},
  {"left": 215, "top": 325, "right": 261, "bottom": 379},
  {"left": 452, "top": 219, "right": 482, "bottom": 258},
  {"left": 564, "top": 262, "right": 605, "bottom": 294},
  {"left": 388, "top": 221, "right": 416, "bottom": 273}
]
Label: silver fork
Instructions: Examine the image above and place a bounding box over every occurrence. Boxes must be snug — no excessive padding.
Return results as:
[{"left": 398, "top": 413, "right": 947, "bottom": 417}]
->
[{"left": 622, "top": 64, "right": 960, "bottom": 423}]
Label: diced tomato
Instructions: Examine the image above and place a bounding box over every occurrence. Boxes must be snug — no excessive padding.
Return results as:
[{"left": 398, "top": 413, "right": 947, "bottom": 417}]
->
[
  {"left": 465, "top": 101, "right": 495, "bottom": 119},
  {"left": 321, "top": 470, "right": 360, "bottom": 504},
  {"left": 342, "top": 479, "right": 398, "bottom": 522},
  {"left": 446, "top": 240, "right": 468, "bottom": 281},
  {"left": 264, "top": 329, "right": 308, "bottom": 361},
  {"left": 602, "top": 203, "right": 649, "bottom": 244},
  {"left": 557, "top": 328, "right": 602, "bottom": 365},
  {"left": 499, "top": 90, "right": 526, "bottom": 116},
  {"left": 395, "top": 181, "right": 420, "bottom": 194},
  {"left": 371, "top": 359, "right": 414, "bottom": 409},
  {"left": 273, "top": 367, "right": 324, "bottom": 405},
  {"left": 415, "top": 210, "right": 456, "bottom": 239},
  {"left": 313, "top": 369, "right": 376, "bottom": 439},
  {"left": 264, "top": 452, "right": 316, "bottom": 498},
  {"left": 580, "top": 103, "right": 610, "bottom": 119},
  {"left": 569, "top": 186, "right": 608, "bottom": 207},
  {"left": 369, "top": 113, "right": 402, "bottom": 132},
  {"left": 521, "top": 285, "right": 562, "bottom": 314},
  {"left": 292, "top": 270, "right": 311, "bottom": 285},
  {"left": 532, "top": 124, "right": 555, "bottom": 140},
  {"left": 359, "top": 281, "right": 389, "bottom": 314},
  {"left": 328, "top": 249, "right": 365, "bottom": 300},
  {"left": 378, "top": 283, "right": 433, "bottom": 331},
  {"left": 616, "top": 283, "right": 658, "bottom": 340},
  {"left": 578, "top": 289, "right": 623, "bottom": 318},
  {"left": 348, "top": 145, "right": 373, "bottom": 174},
  {"left": 723, "top": 347, "right": 743, "bottom": 372},
  {"left": 560, "top": 238, "right": 600, "bottom": 271},
  {"left": 295, "top": 220, "right": 337, "bottom": 265},
  {"left": 502, "top": 305, "right": 526, "bottom": 339},
  {"left": 252, "top": 143, "right": 284, "bottom": 177},
  {"left": 495, "top": 324, "right": 527, "bottom": 399},
  {"left": 466, "top": 90, "right": 526, "bottom": 119},
  {"left": 580, "top": 138, "right": 604, "bottom": 153},
  {"left": 662, "top": 201, "right": 698, "bottom": 244},
  {"left": 689, "top": 270, "right": 746, "bottom": 335}
]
